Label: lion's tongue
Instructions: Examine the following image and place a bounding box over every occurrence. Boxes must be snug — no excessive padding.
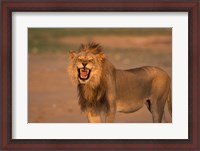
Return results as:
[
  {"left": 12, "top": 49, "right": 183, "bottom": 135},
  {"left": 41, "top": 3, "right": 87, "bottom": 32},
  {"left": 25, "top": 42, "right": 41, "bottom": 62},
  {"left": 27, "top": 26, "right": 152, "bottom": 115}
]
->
[{"left": 80, "top": 69, "right": 88, "bottom": 78}]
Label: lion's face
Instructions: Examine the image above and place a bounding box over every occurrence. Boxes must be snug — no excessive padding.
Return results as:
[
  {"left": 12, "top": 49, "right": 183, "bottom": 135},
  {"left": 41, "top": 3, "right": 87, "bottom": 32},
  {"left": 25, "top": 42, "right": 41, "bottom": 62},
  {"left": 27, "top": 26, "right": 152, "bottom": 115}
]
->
[
  {"left": 68, "top": 50, "right": 105, "bottom": 86},
  {"left": 75, "top": 52, "right": 97, "bottom": 83}
]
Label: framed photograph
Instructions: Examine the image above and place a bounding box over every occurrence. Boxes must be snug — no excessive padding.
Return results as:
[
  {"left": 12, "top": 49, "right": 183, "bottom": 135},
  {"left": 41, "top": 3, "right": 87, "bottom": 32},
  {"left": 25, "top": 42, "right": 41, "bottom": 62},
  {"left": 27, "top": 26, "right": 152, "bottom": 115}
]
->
[{"left": 1, "top": 0, "right": 199, "bottom": 150}]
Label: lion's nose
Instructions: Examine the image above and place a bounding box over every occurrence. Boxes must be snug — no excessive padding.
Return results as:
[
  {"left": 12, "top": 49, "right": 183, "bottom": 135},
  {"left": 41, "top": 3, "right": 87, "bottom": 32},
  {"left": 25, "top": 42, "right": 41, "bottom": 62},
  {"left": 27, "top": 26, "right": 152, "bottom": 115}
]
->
[{"left": 82, "top": 62, "right": 87, "bottom": 67}]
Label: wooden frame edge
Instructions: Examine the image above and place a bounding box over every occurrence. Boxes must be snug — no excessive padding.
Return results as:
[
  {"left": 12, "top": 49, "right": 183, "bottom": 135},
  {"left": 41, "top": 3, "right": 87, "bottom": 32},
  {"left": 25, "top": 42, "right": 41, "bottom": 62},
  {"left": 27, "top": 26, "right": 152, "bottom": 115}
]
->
[{"left": 1, "top": 0, "right": 199, "bottom": 150}]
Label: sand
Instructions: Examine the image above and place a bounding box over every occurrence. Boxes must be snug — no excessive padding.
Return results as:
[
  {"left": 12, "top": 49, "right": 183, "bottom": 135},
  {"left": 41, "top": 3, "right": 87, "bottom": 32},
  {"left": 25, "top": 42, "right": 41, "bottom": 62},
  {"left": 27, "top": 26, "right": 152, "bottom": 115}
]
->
[{"left": 28, "top": 35, "right": 172, "bottom": 123}]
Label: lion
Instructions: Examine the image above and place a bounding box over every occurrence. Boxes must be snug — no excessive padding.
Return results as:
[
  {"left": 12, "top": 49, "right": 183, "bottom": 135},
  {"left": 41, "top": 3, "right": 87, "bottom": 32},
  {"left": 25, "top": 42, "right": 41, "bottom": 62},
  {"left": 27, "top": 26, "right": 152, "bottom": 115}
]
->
[{"left": 68, "top": 42, "right": 172, "bottom": 123}]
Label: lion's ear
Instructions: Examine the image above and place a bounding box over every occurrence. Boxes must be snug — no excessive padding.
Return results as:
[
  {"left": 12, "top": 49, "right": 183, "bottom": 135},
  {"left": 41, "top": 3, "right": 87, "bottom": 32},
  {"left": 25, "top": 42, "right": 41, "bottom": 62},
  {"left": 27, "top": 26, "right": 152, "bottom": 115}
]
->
[
  {"left": 68, "top": 50, "right": 76, "bottom": 60},
  {"left": 96, "top": 52, "right": 105, "bottom": 61}
]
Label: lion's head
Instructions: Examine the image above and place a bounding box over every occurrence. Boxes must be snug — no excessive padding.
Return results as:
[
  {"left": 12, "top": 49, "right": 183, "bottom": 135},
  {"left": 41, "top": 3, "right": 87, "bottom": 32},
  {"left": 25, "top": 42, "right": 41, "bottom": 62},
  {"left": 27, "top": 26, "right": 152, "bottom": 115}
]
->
[{"left": 68, "top": 42, "right": 105, "bottom": 88}]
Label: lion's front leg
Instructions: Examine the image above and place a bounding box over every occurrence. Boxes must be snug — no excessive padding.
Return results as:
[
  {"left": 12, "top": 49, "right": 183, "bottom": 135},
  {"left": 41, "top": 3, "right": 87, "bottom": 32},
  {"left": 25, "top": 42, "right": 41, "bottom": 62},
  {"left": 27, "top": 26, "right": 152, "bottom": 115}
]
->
[
  {"left": 87, "top": 110, "right": 101, "bottom": 123},
  {"left": 105, "top": 92, "right": 116, "bottom": 123},
  {"left": 105, "top": 76, "right": 117, "bottom": 123},
  {"left": 105, "top": 106, "right": 116, "bottom": 122}
]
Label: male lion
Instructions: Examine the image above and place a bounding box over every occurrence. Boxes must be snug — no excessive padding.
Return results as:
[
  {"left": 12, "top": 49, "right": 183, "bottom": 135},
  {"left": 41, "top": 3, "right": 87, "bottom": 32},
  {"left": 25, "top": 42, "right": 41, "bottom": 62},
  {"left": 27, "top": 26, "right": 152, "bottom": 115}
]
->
[{"left": 68, "top": 42, "right": 172, "bottom": 123}]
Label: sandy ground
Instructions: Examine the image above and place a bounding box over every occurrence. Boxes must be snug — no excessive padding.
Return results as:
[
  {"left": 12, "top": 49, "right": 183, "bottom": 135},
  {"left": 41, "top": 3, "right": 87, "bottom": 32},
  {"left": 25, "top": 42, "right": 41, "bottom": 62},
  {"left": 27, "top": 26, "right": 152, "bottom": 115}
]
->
[{"left": 28, "top": 35, "right": 172, "bottom": 123}]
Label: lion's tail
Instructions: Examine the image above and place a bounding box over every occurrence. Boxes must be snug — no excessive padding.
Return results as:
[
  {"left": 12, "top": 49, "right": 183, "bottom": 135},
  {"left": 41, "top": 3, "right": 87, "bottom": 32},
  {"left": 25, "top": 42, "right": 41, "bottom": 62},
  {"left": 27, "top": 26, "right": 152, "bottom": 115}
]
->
[{"left": 167, "top": 81, "right": 172, "bottom": 117}]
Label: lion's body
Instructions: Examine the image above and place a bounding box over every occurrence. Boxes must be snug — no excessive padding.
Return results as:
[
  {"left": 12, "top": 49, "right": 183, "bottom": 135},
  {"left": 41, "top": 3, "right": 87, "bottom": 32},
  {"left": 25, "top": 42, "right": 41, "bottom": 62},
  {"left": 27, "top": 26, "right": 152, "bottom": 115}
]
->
[
  {"left": 116, "top": 67, "right": 171, "bottom": 114},
  {"left": 68, "top": 42, "right": 172, "bottom": 123}
]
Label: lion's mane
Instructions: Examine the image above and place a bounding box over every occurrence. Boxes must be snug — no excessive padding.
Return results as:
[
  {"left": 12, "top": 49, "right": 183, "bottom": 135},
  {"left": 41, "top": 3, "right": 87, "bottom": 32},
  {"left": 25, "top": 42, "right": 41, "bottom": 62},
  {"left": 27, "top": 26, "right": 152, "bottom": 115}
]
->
[{"left": 68, "top": 42, "right": 115, "bottom": 113}]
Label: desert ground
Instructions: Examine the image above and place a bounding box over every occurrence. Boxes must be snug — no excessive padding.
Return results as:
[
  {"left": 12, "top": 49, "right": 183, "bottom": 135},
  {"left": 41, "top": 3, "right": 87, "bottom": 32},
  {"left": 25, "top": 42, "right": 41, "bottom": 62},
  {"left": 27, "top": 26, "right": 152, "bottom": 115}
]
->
[{"left": 28, "top": 28, "right": 172, "bottom": 123}]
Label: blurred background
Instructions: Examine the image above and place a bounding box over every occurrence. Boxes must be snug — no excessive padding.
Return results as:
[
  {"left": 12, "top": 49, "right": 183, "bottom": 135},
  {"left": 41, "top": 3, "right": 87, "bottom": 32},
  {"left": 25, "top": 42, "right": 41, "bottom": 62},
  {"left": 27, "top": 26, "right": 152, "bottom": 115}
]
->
[{"left": 28, "top": 28, "right": 172, "bottom": 123}]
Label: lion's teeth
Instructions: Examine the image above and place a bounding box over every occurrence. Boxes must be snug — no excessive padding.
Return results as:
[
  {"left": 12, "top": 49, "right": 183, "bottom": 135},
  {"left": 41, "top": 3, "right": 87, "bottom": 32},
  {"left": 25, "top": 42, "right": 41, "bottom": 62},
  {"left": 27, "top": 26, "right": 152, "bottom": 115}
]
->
[{"left": 79, "top": 68, "right": 90, "bottom": 79}]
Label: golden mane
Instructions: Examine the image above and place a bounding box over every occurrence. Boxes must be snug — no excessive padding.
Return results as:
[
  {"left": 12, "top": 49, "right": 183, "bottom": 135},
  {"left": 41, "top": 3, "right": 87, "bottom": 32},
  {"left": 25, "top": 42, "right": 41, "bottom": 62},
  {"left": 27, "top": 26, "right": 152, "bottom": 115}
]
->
[{"left": 78, "top": 42, "right": 103, "bottom": 54}]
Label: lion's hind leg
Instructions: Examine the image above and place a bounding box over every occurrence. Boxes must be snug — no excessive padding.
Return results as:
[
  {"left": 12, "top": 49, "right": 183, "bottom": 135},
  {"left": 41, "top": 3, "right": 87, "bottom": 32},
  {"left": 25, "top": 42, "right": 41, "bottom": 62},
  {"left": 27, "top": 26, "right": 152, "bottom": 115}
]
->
[
  {"left": 149, "top": 72, "right": 170, "bottom": 123},
  {"left": 149, "top": 84, "right": 169, "bottom": 123},
  {"left": 149, "top": 93, "right": 168, "bottom": 123},
  {"left": 145, "top": 98, "right": 165, "bottom": 123},
  {"left": 161, "top": 107, "right": 172, "bottom": 123},
  {"left": 145, "top": 99, "right": 164, "bottom": 123},
  {"left": 151, "top": 101, "right": 165, "bottom": 123}
]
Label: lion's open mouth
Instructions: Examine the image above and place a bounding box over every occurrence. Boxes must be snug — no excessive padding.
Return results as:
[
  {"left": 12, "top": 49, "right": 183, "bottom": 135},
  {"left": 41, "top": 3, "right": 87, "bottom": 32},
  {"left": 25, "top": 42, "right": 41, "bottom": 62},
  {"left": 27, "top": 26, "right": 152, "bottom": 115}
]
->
[{"left": 78, "top": 68, "right": 91, "bottom": 80}]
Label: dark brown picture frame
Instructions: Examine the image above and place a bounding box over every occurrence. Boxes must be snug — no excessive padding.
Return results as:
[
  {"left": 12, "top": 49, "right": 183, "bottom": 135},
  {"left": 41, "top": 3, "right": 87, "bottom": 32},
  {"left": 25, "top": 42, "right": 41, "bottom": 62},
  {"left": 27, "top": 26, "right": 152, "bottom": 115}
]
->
[{"left": 1, "top": 0, "right": 199, "bottom": 150}]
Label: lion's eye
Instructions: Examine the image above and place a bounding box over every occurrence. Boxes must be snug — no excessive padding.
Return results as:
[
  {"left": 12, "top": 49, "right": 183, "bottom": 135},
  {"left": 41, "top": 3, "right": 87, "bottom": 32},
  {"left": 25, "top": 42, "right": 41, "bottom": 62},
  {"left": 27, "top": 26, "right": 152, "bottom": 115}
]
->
[
  {"left": 77, "top": 58, "right": 82, "bottom": 62},
  {"left": 89, "top": 59, "right": 94, "bottom": 63}
]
